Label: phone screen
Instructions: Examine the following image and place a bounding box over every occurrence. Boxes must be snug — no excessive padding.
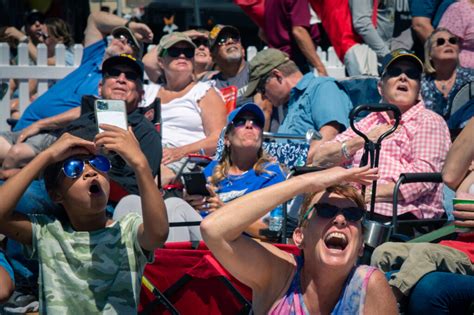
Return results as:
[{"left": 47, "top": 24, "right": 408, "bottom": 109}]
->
[
  {"left": 182, "top": 172, "right": 210, "bottom": 196},
  {"left": 95, "top": 99, "right": 128, "bottom": 133}
]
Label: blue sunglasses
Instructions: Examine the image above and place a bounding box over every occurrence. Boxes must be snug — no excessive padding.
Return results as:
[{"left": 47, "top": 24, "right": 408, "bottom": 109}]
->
[{"left": 62, "top": 155, "right": 111, "bottom": 178}]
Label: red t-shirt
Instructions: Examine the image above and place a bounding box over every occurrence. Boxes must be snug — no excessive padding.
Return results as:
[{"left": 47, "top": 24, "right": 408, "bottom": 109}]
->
[
  {"left": 440, "top": 232, "right": 474, "bottom": 263},
  {"left": 309, "top": 0, "right": 377, "bottom": 61}
]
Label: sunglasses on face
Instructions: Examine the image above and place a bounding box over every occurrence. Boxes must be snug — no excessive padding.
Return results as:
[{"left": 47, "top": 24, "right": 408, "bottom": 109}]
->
[
  {"left": 113, "top": 34, "right": 137, "bottom": 50},
  {"left": 384, "top": 67, "right": 421, "bottom": 81},
  {"left": 435, "top": 36, "right": 458, "bottom": 47},
  {"left": 104, "top": 68, "right": 140, "bottom": 82},
  {"left": 217, "top": 34, "right": 240, "bottom": 46},
  {"left": 256, "top": 72, "right": 274, "bottom": 95},
  {"left": 232, "top": 117, "right": 263, "bottom": 129},
  {"left": 192, "top": 38, "right": 210, "bottom": 48},
  {"left": 164, "top": 47, "right": 195, "bottom": 58},
  {"left": 36, "top": 31, "right": 49, "bottom": 39},
  {"left": 303, "top": 203, "right": 365, "bottom": 223},
  {"left": 62, "top": 155, "right": 111, "bottom": 179}
]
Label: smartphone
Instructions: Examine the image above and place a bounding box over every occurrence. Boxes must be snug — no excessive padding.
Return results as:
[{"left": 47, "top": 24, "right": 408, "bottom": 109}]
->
[
  {"left": 182, "top": 172, "right": 210, "bottom": 196},
  {"left": 94, "top": 99, "right": 128, "bottom": 133}
]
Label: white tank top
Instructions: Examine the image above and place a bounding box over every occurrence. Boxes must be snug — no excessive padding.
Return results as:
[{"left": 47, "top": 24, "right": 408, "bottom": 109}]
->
[{"left": 144, "top": 81, "right": 216, "bottom": 148}]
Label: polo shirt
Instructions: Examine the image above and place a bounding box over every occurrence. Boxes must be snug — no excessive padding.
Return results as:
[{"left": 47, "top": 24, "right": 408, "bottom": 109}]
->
[
  {"left": 277, "top": 73, "right": 352, "bottom": 136},
  {"left": 14, "top": 39, "right": 106, "bottom": 131}
]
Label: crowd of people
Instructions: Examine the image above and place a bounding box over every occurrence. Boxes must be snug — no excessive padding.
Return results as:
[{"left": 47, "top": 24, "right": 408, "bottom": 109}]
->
[{"left": 0, "top": 1, "right": 473, "bottom": 314}]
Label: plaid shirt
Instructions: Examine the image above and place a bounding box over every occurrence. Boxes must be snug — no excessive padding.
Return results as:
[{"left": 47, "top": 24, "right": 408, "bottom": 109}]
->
[{"left": 333, "top": 101, "right": 451, "bottom": 218}]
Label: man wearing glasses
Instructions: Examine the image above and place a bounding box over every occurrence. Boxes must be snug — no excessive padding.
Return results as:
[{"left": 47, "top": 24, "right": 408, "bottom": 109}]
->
[
  {"left": 313, "top": 49, "right": 451, "bottom": 221},
  {"left": 0, "top": 11, "right": 152, "bottom": 175},
  {"left": 206, "top": 24, "right": 254, "bottom": 106},
  {"left": 244, "top": 48, "right": 352, "bottom": 162}
]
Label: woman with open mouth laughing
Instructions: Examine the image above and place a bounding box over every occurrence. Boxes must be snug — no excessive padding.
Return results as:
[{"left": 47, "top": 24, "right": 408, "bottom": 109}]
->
[{"left": 201, "top": 166, "right": 397, "bottom": 314}]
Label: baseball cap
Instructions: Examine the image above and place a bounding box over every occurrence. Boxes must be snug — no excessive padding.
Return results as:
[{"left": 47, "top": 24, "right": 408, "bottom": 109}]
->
[
  {"left": 226, "top": 103, "right": 265, "bottom": 131},
  {"left": 102, "top": 53, "right": 144, "bottom": 81},
  {"left": 244, "top": 48, "right": 291, "bottom": 98},
  {"left": 25, "top": 10, "right": 45, "bottom": 25},
  {"left": 381, "top": 49, "right": 424, "bottom": 77},
  {"left": 209, "top": 24, "right": 240, "bottom": 50},
  {"left": 111, "top": 26, "right": 143, "bottom": 58},
  {"left": 156, "top": 32, "right": 196, "bottom": 57}
]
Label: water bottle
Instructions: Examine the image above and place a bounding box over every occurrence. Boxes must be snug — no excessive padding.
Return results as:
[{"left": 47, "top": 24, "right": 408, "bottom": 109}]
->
[{"left": 269, "top": 205, "right": 284, "bottom": 232}]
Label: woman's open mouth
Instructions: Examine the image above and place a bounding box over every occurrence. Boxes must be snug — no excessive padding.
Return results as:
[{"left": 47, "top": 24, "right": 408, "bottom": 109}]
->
[{"left": 324, "top": 232, "right": 348, "bottom": 251}]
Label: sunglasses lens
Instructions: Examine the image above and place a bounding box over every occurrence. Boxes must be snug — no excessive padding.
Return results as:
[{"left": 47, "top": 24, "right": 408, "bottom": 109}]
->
[
  {"left": 342, "top": 208, "right": 365, "bottom": 222},
  {"left": 89, "top": 155, "right": 111, "bottom": 173},
  {"left": 167, "top": 48, "right": 194, "bottom": 58},
  {"left": 316, "top": 205, "right": 339, "bottom": 219},
  {"left": 124, "top": 71, "right": 138, "bottom": 81},
  {"left": 449, "top": 37, "right": 458, "bottom": 45},
  {"left": 193, "top": 38, "right": 209, "bottom": 47},
  {"left": 436, "top": 38, "right": 445, "bottom": 46},
  {"left": 406, "top": 69, "right": 421, "bottom": 80},
  {"left": 63, "top": 159, "right": 84, "bottom": 178}
]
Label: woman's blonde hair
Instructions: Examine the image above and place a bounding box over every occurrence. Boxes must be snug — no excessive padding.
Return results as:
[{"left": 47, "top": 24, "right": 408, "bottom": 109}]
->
[
  {"left": 424, "top": 27, "right": 459, "bottom": 75},
  {"left": 209, "top": 127, "right": 275, "bottom": 187}
]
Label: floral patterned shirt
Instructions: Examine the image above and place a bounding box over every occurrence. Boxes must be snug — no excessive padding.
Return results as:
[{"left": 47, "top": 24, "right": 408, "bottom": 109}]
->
[{"left": 421, "top": 66, "right": 474, "bottom": 118}]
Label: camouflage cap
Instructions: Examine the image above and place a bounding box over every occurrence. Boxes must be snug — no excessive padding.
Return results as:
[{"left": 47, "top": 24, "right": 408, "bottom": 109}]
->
[
  {"left": 244, "top": 48, "right": 290, "bottom": 98},
  {"left": 111, "top": 26, "right": 143, "bottom": 58},
  {"left": 156, "top": 32, "right": 196, "bottom": 57}
]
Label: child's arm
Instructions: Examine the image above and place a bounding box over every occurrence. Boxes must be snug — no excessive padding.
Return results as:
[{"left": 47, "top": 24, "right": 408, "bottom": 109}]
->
[
  {"left": 0, "top": 133, "right": 96, "bottom": 245},
  {"left": 95, "top": 125, "right": 169, "bottom": 251}
]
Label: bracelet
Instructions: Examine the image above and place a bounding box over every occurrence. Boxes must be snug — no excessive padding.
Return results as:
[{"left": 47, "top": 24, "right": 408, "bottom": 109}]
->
[
  {"left": 125, "top": 20, "right": 131, "bottom": 28},
  {"left": 341, "top": 141, "right": 351, "bottom": 160}
]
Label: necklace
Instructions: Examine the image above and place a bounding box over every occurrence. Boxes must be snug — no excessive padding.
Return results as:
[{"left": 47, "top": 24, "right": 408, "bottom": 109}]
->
[{"left": 435, "top": 73, "right": 456, "bottom": 93}]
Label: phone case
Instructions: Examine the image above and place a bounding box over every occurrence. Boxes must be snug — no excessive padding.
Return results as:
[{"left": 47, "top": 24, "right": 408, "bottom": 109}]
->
[
  {"left": 182, "top": 172, "right": 210, "bottom": 196},
  {"left": 94, "top": 99, "right": 128, "bottom": 132}
]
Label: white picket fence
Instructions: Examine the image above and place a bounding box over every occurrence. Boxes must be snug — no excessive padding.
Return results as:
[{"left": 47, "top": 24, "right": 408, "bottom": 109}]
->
[{"left": 0, "top": 43, "right": 345, "bottom": 132}]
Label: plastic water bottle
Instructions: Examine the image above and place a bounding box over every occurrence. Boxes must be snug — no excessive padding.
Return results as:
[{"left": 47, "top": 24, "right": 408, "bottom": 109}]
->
[{"left": 269, "top": 205, "right": 284, "bottom": 232}]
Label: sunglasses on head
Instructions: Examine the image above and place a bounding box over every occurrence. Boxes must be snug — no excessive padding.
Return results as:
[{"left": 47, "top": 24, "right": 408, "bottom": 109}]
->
[
  {"left": 192, "top": 38, "right": 210, "bottom": 48},
  {"left": 164, "top": 47, "right": 195, "bottom": 58},
  {"left": 435, "top": 36, "right": 458, "bottom": 47},
  {"left": 113, "top": 34, "right": 137, "bottom": 50},
  {"left": 303, "top": 203, "right": 365, "bottom": 223},
  {"left": 217, "top": 34, "right": 240, "bottom": 46},
  {"left": 232, "top": 117, "right": 263, "bottom": 129},
  {"left": 62, "top": 155, "right": 111, "bottom": 179},
  {"left": 384, "top": 67, "right": 421, "bottom": 80},
  {"left": 104, "top": 68, "right": 140, "bottom": 82}
]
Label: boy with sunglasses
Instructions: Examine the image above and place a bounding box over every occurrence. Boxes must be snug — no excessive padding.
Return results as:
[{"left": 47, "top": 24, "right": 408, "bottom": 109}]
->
[
  {"left": 313, "top": 49, "right": 451, "bottom": 225},
  {"left": 0, "top": 125, "right": 168, "bottom": 313}
]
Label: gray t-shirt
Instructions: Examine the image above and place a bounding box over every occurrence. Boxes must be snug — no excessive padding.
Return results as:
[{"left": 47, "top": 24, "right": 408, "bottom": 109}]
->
[{"left": 205, "top": 62, "right": 253, "bottom": 107}]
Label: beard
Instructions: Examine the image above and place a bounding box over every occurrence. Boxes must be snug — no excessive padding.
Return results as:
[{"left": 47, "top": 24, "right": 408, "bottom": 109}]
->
[{"left": 224, "top": 49, "right": 243, "bottom": 63}]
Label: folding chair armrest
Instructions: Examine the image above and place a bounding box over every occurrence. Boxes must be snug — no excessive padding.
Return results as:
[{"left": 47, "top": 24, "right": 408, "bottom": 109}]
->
[{"left": 392, "top": 172, "right": 443, "bottom": 234}]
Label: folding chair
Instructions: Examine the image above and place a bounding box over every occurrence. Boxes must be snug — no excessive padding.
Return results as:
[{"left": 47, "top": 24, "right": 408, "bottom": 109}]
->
[{"left": 139, "top": 241, "right": 300, "bottom": 314}]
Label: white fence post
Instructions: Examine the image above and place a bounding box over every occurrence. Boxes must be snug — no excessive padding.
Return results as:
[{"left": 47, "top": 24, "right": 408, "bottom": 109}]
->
[
  {"left": 0, "top": 43, "right": 83, "bottom": 132},
  {"left": 0, "top": 43, "right": 10, "bottom": 131}
]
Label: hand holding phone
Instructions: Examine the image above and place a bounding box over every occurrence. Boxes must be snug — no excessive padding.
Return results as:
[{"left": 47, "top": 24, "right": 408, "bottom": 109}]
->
[
  {"left": 94, "top": 99, "right": 128, "bottom": 133},
  {"left": 182, "top": 172, "right": 210, "bottom": 196}
]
